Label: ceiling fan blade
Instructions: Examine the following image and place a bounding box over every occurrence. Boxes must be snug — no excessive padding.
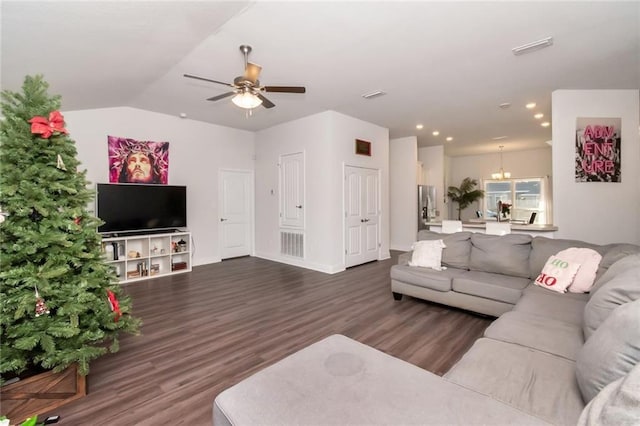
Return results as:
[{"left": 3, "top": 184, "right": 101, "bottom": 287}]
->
[
  {"left": 244, "top": 63, "right": 262, "bottom": 84},
  {"left": 184, "top": 73, "right": 234, "bottom": 87},
  {"left": 206, "top": 92, "right": 236, "bottom": 102},
  {"left": 256, "top": 93, "right": 275, "bottom": 109},
  {"left": 264, "top": 86, "right": 306, "bottom": 94}
]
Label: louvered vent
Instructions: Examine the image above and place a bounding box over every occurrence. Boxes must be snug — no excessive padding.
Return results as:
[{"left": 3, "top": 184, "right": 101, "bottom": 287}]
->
[{"left": 280, "top": 230, "right": 304, "bottom": 258}]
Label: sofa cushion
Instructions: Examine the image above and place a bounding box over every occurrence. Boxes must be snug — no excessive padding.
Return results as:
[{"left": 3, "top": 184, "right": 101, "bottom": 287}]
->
[
  {"left": 576, "top": 299, "right": 640, "bottom": 403},
  {"left": 577, "top": 361, "right": 640, "bottom": 426},
  {"left": 484, "top": 310, "right": 583, "bottom": 360},
  {"left": 452, "top": 271, "right": 529, "bottom": 304},
  {"left": 417, "top": 230, "right": 472, "bottom": 269},
  {"left": 529, "top": 236, "right": 607, "bottom": 280},
  {"left": 514, "top": 286, "right": 588, "bottom": 326},
  {"left": 469, "top": 233, "right": 532, "bottom": 278},
  {"left": 596, "top": 243, "right": 640, "bottom": 280},
  {"left": 444, "top": 338, "right": 584, "bottom": 426},
  {"left": 590, "top": 253, "right": 640, "bottom": 296},
  {"left": 583, "top": 266, "right": 640, "bottom": 340},
  {"left": 390, "top": 264, "right": 467, "bottom": 292},
  {"left": 408, "top": 239, "right": 446, "bottom": 270},
  {"left": 533, "top": 255, "right": 582, "bottom": 293}
]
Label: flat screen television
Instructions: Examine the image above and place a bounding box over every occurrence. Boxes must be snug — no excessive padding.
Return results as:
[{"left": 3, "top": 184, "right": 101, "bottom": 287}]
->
[{"left": 96, "top": 183, "right": 187, "bottom": 234}]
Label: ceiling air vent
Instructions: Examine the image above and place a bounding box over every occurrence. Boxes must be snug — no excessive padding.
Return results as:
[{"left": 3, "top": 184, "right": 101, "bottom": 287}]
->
[{"left": 362, "top": 90, "right": 386, "bottom": 100}]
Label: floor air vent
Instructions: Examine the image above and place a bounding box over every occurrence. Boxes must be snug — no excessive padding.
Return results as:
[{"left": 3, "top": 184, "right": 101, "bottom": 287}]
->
[{"left": 280, "top": 230, "right": 304, "bottom": 258}]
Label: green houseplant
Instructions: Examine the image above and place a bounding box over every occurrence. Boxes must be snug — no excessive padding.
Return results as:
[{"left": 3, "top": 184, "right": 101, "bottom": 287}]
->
[{"left": 447, "top": 177, "right": 485, "bottom": 220}]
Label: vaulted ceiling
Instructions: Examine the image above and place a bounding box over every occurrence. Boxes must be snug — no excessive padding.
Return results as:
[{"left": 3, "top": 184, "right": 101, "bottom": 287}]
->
[{"left": 2, "top": 1, "right": 639, "bottom": 156}]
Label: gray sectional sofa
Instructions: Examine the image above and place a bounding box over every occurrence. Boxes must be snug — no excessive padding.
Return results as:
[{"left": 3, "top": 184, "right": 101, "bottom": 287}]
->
[
  {"left": 391, "top": 230, "right": 638, "bottom": 317},
  {"left": 213, "top": 231, "right": 640, "bottom": 425},
  {"left": 390, "top": 231, "right": 640, "bottom": 424}
]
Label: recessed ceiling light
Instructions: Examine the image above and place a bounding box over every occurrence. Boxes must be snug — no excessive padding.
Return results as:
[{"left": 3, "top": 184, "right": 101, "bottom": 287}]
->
[
  {"left": 432, "top": 131, "right": 440, "bottom": 136},
  {"left": 534, "top": 113, "right": 544, "bottom": 119},
  {"left": 446, "top": 137, "right": 453, "bottom": 142},
  {"left": 416, "top": 124, "right": 424, "bottom": 130},
  {"left": 526, "top": 103, "right": 536, "bottom": 109},
  {"left": 179, "top": 112, "right": 187, "bottom": 118},
  {"left": 499, "top": 103, "right": 511, "bottom": 109},
  {"left": 492, "top": 136, "right": 508, "bottom": 140},
  {"left": 541, "top": 122, "right": 551, "bottom": 127}
]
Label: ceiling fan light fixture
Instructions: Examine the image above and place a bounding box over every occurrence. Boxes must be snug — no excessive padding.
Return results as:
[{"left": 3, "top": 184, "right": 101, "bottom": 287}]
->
[{"left": 232, "top": 91, "right": 262, "bottom": 109}]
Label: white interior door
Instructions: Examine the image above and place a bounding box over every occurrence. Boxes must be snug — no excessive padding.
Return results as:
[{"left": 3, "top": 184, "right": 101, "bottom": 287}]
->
[
  {"left": 279, "top": 152, "right": 304, "bottom": 228},
  {"left": 345, "top": 166, "right": 380, "bottom": 268},
  {"left": 219, "top": 170, "right": 253, "bottom": 259}
]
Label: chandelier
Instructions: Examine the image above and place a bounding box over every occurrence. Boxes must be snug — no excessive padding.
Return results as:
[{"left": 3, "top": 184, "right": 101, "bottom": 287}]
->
[{"left": 491, "top": 145, "right": 511, "bottom": 180}]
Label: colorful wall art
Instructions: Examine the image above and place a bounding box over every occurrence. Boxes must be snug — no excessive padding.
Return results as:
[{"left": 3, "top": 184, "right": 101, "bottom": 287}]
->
[
  {"left": 575, "top": 118, "right": 621, "bottom": 182},
  {"left": 108, "top": 136, "right": 169, "bottom": 184}
]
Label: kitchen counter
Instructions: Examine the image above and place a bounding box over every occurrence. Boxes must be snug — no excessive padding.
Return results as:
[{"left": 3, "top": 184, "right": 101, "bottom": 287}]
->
[{"left": 425, "top": 221, "right": 558, "bottom": 237}]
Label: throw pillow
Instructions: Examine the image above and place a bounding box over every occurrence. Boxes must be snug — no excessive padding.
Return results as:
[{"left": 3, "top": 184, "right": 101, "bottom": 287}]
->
[
  {"left": 533, "top": 255, "right": 582, "bottom": 293},
  {"left": 552, "top": 247, "right": 602, "bottom": 293},
  {"left": 409, "top": 240, "right": 446, "bottom": 271},
  {"left": 576, "top": 299, "right": 640, "bottom": 403}
]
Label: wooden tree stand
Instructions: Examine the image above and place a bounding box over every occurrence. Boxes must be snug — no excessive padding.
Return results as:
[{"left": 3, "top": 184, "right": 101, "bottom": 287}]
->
[{"left": 1, "top": 364, "right": 86, "bottom": 423}]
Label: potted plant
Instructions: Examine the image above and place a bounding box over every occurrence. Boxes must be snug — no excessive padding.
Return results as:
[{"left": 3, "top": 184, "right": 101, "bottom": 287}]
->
[{"left": 447, "top": 178, "right": 485, "bottom": 220}]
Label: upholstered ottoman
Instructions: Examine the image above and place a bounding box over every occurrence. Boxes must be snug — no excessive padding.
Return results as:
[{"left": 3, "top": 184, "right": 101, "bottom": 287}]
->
[{"left": 212, "top": 334, "right": 550, "bottom": 425}]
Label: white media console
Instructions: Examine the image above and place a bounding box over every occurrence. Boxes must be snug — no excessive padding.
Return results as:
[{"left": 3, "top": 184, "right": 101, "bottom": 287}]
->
[{"left": 101, "top": 231, "right": 192, "bottom": 284}]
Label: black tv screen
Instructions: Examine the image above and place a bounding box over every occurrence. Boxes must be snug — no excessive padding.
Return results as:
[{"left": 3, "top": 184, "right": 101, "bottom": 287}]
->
[{"left": 96, "top": 183, "right": 187, "bottom": 233}]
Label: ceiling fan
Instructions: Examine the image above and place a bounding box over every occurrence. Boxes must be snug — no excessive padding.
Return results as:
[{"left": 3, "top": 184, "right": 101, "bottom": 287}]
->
[{"left": 184, "top": 45, "right": 306, "bottom": 110}]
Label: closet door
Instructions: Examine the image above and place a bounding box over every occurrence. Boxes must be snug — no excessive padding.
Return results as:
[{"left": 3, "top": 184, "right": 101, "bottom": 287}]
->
[
  {"left": 279, "top": 152, "right": 304, "bottom": 229},
  {"left": 219, "top": 170, "right": 253, "bottom": 259},
  {"left": 345, "top": 166, "right": 380, "bottom": 268}
]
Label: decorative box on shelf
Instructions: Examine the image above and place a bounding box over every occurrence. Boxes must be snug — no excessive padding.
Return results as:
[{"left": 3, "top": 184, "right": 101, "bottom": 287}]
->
[{"left": 172, "top": 261, "right": 188, "bottom": 271}]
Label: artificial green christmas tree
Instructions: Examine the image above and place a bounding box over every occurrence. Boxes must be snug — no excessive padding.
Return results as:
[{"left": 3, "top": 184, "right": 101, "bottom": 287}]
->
[{"left": 0, "top": 75, "right": 140, "bottom": 382}]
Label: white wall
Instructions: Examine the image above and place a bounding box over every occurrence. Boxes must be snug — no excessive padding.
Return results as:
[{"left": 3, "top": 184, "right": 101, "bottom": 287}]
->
[
  {"left": 254, "top": 110, "right": 389, "bottom": 273},
  {"left": 418, "top": 145, "right": 445, "bottom": 220},
  {"left": 449, "top": 148, "right": 552, "bottom": 221},
  {"left": 552, "top": 90, "right": 640, "bottom": 245},
  {"left": 390, "top": 137, "right": 418, "bottom": 251},
  {"left": 64, "top": 107, "right": 255, "bottom": 266}
]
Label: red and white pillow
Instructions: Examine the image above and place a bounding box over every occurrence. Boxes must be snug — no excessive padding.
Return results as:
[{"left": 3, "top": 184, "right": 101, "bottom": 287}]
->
[
  {"left": 534, "top": 248, "right": 602, "bottom": 294},
  {"left": 534, "top": 255, "right": 582, "bottom": 293}
]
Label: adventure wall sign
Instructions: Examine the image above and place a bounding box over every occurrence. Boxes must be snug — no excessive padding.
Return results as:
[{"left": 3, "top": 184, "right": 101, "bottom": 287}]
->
[{"left": 575, "top": 117, "right": 621, "bottom": 182}]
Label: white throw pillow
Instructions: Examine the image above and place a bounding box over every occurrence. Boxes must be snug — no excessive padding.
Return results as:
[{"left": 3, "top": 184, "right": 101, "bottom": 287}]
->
[
  {"left": 409, "top": 240, "right": 446, "bottom": 271},
  {"left": 534, "top": 255, "right": 582, "bottom": 293},
  {"left": 553, "top": 247, "right": 602, "bottom": 293}
]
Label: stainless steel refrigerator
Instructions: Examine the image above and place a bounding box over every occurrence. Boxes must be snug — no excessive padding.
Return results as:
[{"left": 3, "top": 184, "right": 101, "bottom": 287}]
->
[{"left": 418, "top": 185, "right": 437, "bottom": 230}]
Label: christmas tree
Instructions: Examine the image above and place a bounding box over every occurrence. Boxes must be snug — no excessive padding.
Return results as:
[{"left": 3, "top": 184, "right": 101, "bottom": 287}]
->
[{"left": 0, "top": 75, "right": 140, "bottom": 382}]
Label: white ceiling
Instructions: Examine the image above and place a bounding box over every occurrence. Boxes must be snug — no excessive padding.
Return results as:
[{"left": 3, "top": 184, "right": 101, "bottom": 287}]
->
[{"left": 2, "top": 1, "right": 639, "bottom": 156}]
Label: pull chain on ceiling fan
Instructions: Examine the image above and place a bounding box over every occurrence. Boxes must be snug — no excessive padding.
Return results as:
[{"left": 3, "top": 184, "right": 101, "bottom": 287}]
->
[{"left": 184, "top": 45, "right": 306, "bottom": 110}]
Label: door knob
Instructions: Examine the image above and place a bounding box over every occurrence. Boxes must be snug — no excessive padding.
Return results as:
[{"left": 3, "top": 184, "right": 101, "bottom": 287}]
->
[
  {"left": 360, "top": 219, "right": 365, "bottom": 223},
  {"left": 220, "top": 218, "right": 227, "bottom": 222},
  {"left": 295, "top": 205, "right": 303, "bottom": 209}
]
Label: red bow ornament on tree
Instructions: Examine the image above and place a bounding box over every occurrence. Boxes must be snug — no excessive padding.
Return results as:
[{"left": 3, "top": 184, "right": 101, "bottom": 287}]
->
[
  {"left": 28, "top": 110, "right": 68, "bottom": 139},
  {"left": 106, "top": 289, "right": 122, "bottom": 323}
]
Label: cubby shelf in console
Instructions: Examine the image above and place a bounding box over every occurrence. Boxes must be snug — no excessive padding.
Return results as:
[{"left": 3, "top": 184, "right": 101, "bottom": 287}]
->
[{"left": 100, "top": 231, "right": 191, "bottom": 283}]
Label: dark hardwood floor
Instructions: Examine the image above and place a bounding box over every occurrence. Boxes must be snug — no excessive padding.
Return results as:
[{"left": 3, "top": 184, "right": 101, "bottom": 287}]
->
[{"left": 44, "top": 252, "right": 492, "bottom": 425}]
